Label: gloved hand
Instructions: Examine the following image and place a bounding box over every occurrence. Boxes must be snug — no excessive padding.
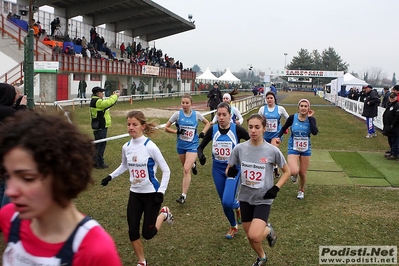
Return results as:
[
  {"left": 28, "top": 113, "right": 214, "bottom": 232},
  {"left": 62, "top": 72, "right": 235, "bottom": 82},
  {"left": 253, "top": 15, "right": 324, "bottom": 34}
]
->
[
  {"left": 199, "top": 154, "right": 206, "bottom": 165},
  {"left": 101, "top": 175, "right": 112, "bottom": 186},
  {"left": 227, "top": 165, "right": 239, "bottom": 177},
  {"left": 154, "top": 192, "right": 164, "bottom": 204},
  {"left": 263, "top": 185, "right": 280, "bottom": 199},
  {"left": 198, "top": 132, "right": 205, "bottom": 138},
  {"left": 176, "top": 128, "right": 186, "bottom": 135}
]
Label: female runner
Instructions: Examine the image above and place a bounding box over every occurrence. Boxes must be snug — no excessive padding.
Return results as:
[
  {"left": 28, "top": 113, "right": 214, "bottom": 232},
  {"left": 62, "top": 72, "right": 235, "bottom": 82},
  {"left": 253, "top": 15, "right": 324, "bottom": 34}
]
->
[
  {"left": 210, "top": 93, "right": 244, "bottom": 125},
  {"left": 258, "top": 91, "right": 289, "bottom": 178},
  {"left": 0, "top": 111, "right": 121, "bottom": 265},
  {"left": 274, "top": 99, "right": 318, "bottom": 199},
  {"left": 198, "top": 102, "right": 249, "bottom": 239},
  {"left": 226, "top": 114, "right": 290, "bottom": 266},
  {"left": 164, "top": 94, "right": 210, "bottom": 204},
  {"left": 102, "top": 111, "right": 173, "bottom": 266}
]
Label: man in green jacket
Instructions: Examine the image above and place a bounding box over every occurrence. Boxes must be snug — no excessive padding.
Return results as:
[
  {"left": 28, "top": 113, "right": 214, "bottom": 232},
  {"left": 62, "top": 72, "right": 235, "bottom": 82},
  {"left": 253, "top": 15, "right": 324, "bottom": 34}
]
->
[{"left": 90, "top": 86, "right": 120, "bottom": 169}]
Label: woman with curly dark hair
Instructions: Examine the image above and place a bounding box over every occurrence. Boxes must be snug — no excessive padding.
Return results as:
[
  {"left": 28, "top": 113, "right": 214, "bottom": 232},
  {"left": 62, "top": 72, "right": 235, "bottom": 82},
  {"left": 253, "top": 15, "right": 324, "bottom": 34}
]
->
[{"left": 0, "top": 111, "right": 121, "bottom": 265}]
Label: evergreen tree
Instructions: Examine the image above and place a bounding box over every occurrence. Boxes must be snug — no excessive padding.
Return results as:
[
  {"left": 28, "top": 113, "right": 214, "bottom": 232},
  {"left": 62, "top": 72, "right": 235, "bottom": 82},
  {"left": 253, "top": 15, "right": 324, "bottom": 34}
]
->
[
  {"left": 192, "top": 64, "right": 201, "bottom": 72},
  {"left": 391, "top": 73, "right": 396, "bottom": 86}
]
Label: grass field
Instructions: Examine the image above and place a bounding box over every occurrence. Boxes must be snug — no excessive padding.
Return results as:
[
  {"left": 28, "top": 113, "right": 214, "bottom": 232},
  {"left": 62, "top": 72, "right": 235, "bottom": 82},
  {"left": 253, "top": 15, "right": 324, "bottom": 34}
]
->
[{"left": 2, "top": 91, "right": 399, "bottom": 265}]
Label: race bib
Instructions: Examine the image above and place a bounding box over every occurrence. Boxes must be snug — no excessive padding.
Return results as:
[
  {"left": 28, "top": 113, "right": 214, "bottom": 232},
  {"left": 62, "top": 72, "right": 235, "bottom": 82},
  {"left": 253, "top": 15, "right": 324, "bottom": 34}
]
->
[
  {"left": 293, "top": 136, "right": 309, "bottom": 152},
  {"left": 212, "top": 141, "right": 232, "bottom": 162},
  {"left": 130, "top": 163, "right": 149, "bottom": 185},
  {"left": 179, "top": 126, "right": 195, "bottom": 142},
  {"left": 266, "top": 118, "right": 278, "bottom": 132},
  {"left": 240, "top": 161, "right": 265, "bottom": 189}
]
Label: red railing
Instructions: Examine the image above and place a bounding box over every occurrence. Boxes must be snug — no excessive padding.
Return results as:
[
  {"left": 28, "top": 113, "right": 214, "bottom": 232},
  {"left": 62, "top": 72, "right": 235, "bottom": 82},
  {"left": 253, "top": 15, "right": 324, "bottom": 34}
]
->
[{"left": 37, "top": 53, "right": 196, "bottom": 79}]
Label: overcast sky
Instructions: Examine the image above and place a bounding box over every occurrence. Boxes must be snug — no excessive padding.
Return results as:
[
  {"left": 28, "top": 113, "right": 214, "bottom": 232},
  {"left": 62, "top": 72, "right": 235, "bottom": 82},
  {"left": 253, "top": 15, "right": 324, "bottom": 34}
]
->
[{"left": 153, "top": 0, "right": 398, "bottom": 78}]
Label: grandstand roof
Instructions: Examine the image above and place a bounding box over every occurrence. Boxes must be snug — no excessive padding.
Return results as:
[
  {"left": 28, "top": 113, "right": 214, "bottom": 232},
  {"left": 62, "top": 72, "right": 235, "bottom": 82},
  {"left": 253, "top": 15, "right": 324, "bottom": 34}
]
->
[{"left": 34, "top": 0, "right": 195, "bottom": 41}]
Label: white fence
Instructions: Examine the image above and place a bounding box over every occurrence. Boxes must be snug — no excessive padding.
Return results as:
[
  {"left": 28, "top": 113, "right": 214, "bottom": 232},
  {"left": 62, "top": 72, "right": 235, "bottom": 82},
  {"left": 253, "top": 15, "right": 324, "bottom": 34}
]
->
[{"left": 324, "top": 93, "right": 384, "bottom": 130}]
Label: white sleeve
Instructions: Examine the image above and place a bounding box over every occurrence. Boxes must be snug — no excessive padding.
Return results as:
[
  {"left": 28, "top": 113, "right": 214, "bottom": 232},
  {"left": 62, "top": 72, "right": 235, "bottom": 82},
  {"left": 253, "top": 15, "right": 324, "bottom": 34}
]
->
[
  {"left": 278, "top": 106, "right": 289, "bottom": 119},
  {"left": 148, "top": 142, "right": 170, "bottom": 194},
  {"left": 211, "top": 115, "right": 217, "bottom": 124},
  {"left": 233, "top": 107, "right": 244, "bottom": 125},
  {"left": 196, "top": 111, "right": 205, "bottom": 121},
  {"left": 109, "top": 144, "right": 128, "bottom": 179},
  {"left": 258, "top": 106, "right": 265, "bottom": 115},
  {"left": 168, "top": 111, "right": 179, "bottom": 123}
]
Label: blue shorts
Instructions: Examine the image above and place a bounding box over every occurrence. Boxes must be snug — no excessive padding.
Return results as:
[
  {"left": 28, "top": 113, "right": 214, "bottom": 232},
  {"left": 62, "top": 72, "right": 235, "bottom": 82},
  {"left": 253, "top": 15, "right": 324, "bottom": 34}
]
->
[
  {"left": 288, "top": 149, "right": 311, "bottom": 156},
  {"left": 177, "top": 147, "right": 197, "bottom": 155}
]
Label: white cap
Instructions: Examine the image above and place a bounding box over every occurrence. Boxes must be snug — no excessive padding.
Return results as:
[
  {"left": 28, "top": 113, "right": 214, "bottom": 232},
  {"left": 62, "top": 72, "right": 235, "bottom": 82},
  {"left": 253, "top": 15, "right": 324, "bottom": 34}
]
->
[{"left": 223, "top": 93, "right": 231, "bottom": 101}]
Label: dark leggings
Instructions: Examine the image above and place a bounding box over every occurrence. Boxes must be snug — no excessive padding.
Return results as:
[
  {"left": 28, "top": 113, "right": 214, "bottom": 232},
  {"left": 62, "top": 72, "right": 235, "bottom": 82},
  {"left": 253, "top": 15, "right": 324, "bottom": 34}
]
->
[
  {"left": 127, "top": 192, "right": 161, "bottom": 241},
  {"left": 240, "top": 201, "right": 271, "bottom": 223}
]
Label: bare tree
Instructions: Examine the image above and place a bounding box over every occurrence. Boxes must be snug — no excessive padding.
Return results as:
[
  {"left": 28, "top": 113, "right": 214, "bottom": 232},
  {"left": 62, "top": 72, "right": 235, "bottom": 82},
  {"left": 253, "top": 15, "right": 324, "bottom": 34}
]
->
[{"left": 362, "top": 67, "right": 387, "bottom": 86}]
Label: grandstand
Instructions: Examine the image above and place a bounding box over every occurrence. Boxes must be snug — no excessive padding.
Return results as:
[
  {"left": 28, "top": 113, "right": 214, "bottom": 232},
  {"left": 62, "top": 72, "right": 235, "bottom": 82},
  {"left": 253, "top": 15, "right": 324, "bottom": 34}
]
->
[{"left": 0, "top": 0, "right": 196, "bottom": 103}]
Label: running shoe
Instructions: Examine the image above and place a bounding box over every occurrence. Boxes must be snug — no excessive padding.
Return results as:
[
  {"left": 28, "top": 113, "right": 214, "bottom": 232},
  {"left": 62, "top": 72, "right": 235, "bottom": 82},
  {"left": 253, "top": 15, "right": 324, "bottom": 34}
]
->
[
  {"left": 137, "top": 261, "right": 147, "bottom": 266},
  {"left": 161, "top": 206, "right": 174, "bottom": 225},
  {"left": 266, "top": 223, "right": 277, "bottom": 247},
  {"left": 192, "top": 162, "right": 198, "bottom": 175},
  {"left": 252, "top": 256, "right": 267, "bottom": 266},
  {"left": 291, "top": 174, "right": 298, "bottom": 183},
  {"left": 225, "top": 225, "right": 238, "bottom": 239},
  {"left": 297, "top": 190, "right": 305, "bottom": 200},
  {"left": 176, "top": 195, "right": 186, "bottom": 204},
  {"left": 235, "top": 207, "right": 242, "bottom": 224},
  {"left": 372, "top": 132, "right": 377, "bottom": 137},
  {"left": 365, "top": 134, "right": 374, "bottom": 138}
]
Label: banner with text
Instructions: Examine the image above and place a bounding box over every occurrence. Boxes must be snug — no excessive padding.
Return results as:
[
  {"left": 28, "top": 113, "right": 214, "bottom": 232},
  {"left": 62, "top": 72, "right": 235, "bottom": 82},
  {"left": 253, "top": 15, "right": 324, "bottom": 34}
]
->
[{"left": 142, "top": 65, "right": 159, "bottom": 76}]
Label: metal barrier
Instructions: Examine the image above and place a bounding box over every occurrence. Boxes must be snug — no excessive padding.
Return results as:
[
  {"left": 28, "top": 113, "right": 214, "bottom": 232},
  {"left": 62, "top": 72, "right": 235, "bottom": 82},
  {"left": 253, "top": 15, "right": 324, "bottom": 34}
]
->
[
  {"left": 53, "top": 94, "right": 265, "bottom": 143},
  {"left": 324, "top": 93, "right": 384, "bottom": 130}
]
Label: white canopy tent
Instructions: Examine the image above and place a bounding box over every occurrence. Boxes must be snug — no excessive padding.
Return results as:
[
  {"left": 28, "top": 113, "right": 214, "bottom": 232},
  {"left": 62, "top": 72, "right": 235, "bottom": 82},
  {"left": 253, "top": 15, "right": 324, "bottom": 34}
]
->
[
  {"left": 327, "top": 73, "right": 368, "bottom": 90},
  {"left": 217, "top": 68, "right": 241, "bottom": 83},
  {"left": 196, "top": 67, "right": 219, "bottom": 83}
]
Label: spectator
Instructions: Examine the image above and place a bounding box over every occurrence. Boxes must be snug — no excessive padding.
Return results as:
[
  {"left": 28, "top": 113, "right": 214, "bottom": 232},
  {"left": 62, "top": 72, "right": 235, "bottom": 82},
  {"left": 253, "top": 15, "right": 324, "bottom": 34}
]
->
[
  {"left": 392, "top": 85, "right": 399, "bottom": 103},
  {"left": 252, "top": 86, "right": 259, "bottom": 96},
  {"left": 90, "top": 86, "right": 120, "bottom": 169},
  {"left": 362, "top": 85, "right": 380, "bottom": 138},
  {"left": 104, "top": 80, "right": 113, "bottom": 97},
  {"left": 358, "top": 87, "right": 367, "bottom": 102},
  {"left": 381, "top": 86, "right": 391, "bottom": 108},
  {"left": 130, "top": 81, "right": 136, "bottom": 95},
  {"left": 0, "top": 83, "right": 27, "bottom": 207},
  {"left": 120, "top": 42, "right": 125, "bottom": 58},
  {"left": 166, "top": 83, "right": 173, "bottom": 93},
  {"left": 382, "top": 92, "right": 399, "bottom": 160},
  {"left": 81, "top": 36, "right": 87, "bottom": 47},
  {"left": 50, "top": 17, "right": 60, "bottom": 36},
  {"left": 32, "top": 19, "right": 39, "bottom": 37},
  {"left": 138, "top": 80, "right": 146, "bottom": 99},
  {"left": 37, "top": 21, "right": 43, "bottom": 36},
  {"left": 78, "top": 77, "right": 87, "bottom": 103},
  {"left": 126, "top": 43, "right": 133, "bottom": 59},
  {"left": 270, "top": 83, "right": 277, "bottom": 97},
  {"left": 207, "top": 82, "right": 223, "bottom": 120}
]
